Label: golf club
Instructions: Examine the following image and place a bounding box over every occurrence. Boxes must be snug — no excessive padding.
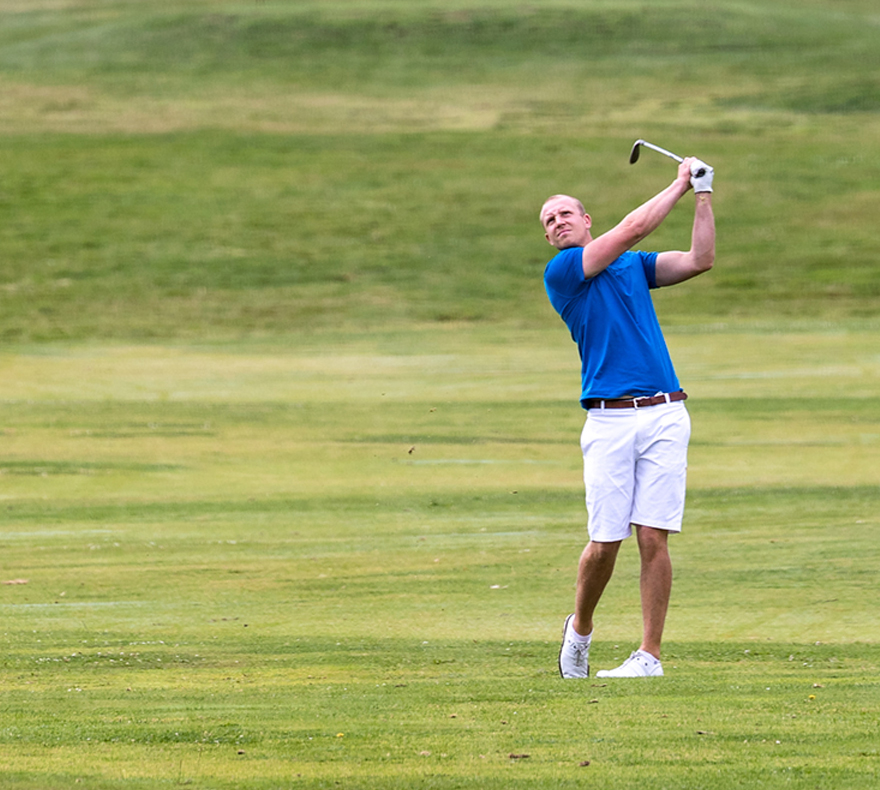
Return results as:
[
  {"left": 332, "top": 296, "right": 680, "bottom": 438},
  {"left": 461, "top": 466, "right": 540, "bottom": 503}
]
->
[{"left": 629, "top": 139, "right": 706, "bottom": 178}]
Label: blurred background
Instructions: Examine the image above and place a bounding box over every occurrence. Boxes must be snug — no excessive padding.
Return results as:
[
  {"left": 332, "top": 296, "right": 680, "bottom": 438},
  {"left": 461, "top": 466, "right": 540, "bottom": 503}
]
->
[{"left": 0, "top": 0, "right": 877, "bottom": 341}]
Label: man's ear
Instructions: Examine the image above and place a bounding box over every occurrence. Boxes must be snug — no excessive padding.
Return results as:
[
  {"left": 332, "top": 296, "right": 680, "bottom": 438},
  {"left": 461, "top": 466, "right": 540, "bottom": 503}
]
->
[{"left": 583, "top": 214, "right": 592, "bottom": 229}]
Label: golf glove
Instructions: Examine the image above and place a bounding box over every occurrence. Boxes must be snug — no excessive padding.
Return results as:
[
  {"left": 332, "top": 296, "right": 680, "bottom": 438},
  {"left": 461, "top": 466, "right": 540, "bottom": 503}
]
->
[{"left": 690, "top": 160, "right": 713, "bottom": 193}]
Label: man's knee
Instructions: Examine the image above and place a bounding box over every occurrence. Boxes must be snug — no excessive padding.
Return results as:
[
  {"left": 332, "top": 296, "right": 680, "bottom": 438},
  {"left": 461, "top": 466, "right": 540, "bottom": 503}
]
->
[
  {"left": 582, "top": 539, "right": 621, "bottom": 567},
  {"left": 634, "top": 525, "right": 669, "bottom": 556}
]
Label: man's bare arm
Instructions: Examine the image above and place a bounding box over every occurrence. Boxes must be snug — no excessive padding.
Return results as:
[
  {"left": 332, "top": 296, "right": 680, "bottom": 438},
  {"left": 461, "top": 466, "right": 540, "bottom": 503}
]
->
[
  {"left": 581, "top": 159, "right": 694, "bottom": 279},
  {"left": 654, "top": 191, "right": 715, "bottom": 286}
]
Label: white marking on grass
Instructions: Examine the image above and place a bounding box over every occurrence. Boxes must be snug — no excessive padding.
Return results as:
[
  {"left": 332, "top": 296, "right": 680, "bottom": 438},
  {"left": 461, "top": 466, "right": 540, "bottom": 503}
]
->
[
  {"left": 0, "top": 601, "right": 150, "bottom": 610},
  {"left": 407, "top": 459, "right": 559, "bottom": 465},
  {"left": 0, "top": 529, "right": 116, "bottom": 540}
]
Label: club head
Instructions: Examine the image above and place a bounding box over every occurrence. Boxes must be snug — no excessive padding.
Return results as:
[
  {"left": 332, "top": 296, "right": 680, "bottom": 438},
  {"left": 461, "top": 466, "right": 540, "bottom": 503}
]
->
[{"left": 629, "top": 139, "right": 644, "bottom": 165}]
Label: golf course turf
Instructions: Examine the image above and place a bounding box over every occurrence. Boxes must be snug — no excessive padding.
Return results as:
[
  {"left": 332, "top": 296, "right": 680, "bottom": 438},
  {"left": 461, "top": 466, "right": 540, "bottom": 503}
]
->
[{"left": 1, "top": 1, "right": 878, "bottom": 787}]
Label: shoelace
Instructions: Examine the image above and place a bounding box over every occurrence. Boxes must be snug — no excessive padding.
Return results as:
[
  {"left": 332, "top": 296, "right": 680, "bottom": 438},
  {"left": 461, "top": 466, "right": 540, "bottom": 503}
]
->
[{"left": 571, "top": 643, "right": 589, "bottom": 667}]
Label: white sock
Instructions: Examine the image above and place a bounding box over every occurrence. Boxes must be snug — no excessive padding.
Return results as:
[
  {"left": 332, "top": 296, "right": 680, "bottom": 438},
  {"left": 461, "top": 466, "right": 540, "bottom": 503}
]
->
[
  {"left": 636, "top": 649, "right": 660, "bottom": 664},
  {"left": 571, "top": 628, "right": 592, "bottom": 644}
]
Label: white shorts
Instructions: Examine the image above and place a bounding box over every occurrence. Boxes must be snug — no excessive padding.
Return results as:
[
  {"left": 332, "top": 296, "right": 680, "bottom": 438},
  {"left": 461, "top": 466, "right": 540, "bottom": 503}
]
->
[{"left": 580, "top": 401, "right": 691, "bottom": 542}]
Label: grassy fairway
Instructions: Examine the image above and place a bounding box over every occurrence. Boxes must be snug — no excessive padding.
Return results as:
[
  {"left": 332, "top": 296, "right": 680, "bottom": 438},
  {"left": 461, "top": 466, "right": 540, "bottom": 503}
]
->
[
  {"left": 1, "top": 0, "right": 879, "bottom": 787},
  {"left": 2, "top": 328, "right": 879, "bottom": 788}
]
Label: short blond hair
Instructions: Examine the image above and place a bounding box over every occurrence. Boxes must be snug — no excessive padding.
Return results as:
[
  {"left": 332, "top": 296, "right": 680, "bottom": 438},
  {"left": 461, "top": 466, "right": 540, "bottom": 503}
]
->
[{"left": 540, "top": 194, "right": 586, "bottom": 225}]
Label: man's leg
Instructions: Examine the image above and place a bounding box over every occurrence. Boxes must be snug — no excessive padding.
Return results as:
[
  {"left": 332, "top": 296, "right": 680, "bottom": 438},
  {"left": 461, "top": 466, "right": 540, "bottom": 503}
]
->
[
  {"left": 593, "top": 525, "right": 670, "bottom": 679},
  {"left": 564, "top": 409, "right": 636, "bottom": 677},
  {"left": 574, "top": 539, "right": 621, "bottom": 638},
  {"left": 559, "top": 538, "right": 621, "bottom": 678},
  {"left": 634, "top": 524, "right": 672, "bottom": 660}
]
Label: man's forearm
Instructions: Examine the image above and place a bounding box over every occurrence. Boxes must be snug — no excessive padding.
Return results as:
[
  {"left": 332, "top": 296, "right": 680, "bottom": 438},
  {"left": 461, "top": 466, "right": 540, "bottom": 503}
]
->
[
  {"left": 650, "top": 191, "right": 715, "bottom": 286},
  {"left": 582, "top": 175, "right": 692, "bottom": 278},
  {"left": 691, "top": 193, "right": 715, "bottom": 268},
  {"left": 619, "top": 177, "right": 692, "bottom": 246}
]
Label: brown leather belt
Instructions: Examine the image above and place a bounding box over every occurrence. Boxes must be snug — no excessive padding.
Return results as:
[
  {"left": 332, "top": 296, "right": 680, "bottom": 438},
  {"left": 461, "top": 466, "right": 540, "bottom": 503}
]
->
[{"left": 584, "top": 391, "right": 688, "bottom": 410}]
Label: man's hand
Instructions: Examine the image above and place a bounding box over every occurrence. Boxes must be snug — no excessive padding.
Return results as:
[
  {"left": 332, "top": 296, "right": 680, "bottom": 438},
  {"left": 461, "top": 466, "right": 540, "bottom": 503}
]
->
[
  {"left": 689, "top": 159, "right": 714, "bottom": 193},
  {"left": 676, "top": 158, "right": 695, "bottom": 189}
]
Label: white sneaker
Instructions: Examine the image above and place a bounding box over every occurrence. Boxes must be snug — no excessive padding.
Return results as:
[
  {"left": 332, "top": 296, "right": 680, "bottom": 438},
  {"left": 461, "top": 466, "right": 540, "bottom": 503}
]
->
[
  {"left": 558, "top": 614, "right": 591, "bottom": 678},
  {"left": 595, "top": 650, "right": 663, "bottom": 678}
]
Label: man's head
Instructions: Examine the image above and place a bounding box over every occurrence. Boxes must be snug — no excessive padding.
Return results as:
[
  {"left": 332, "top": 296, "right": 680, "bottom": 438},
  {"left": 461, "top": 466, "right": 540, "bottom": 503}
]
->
[{"left": 540, "top": 195, "right": 592, "bottom": 250}]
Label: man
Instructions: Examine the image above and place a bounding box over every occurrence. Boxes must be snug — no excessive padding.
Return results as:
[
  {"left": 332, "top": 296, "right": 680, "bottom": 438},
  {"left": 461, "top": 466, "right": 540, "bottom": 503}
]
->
[{"left": 541, "top": 156, "right": 715, "bottom": 679}]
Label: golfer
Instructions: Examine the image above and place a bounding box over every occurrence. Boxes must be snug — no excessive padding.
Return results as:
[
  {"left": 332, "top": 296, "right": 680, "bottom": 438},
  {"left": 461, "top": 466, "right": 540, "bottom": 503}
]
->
[{"left": 542, "top": 156, "right": 715, "bottom": 678}]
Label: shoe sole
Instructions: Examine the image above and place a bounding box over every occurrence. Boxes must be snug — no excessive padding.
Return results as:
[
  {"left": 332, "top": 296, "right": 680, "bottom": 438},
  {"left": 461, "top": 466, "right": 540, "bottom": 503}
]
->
[
  {"left": 595, "top": 664, "right": 663, "bottom": 678},
  {"left": 557, "top": 614, "right": 573, "bottom": 678}
]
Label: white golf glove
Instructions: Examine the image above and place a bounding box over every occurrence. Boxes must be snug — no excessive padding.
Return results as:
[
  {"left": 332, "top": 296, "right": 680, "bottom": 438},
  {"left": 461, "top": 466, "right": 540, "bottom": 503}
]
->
[{"left": 690, "top": 160, "right": 713, "bottom": 193}]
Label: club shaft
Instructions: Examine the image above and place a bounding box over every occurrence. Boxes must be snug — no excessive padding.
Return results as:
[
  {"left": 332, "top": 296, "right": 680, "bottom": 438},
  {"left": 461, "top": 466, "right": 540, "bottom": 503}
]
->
[{"left": 639, "top": 140, "right": 683, "bottom": 163}]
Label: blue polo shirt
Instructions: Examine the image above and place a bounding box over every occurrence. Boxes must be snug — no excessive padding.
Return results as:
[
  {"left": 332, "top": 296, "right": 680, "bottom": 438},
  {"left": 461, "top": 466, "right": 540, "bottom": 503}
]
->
[{"left": 544, "top": 247, "right": 681, "bottom": 408}]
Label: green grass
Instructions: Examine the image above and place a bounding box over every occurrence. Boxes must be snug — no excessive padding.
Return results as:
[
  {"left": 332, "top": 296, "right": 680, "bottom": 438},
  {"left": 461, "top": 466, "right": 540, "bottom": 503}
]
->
[
  {"left": 2, "top": 328, "right": 880, "bottom": 787},
  {"left": 2, "top": 129, "right": 878, "bottom": 340},
  {"left": 1, "top": 0, "right": 879, "bottom": 786},
  {"left": 1, "top": 0, "right": 879, "bottom": 339}
]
